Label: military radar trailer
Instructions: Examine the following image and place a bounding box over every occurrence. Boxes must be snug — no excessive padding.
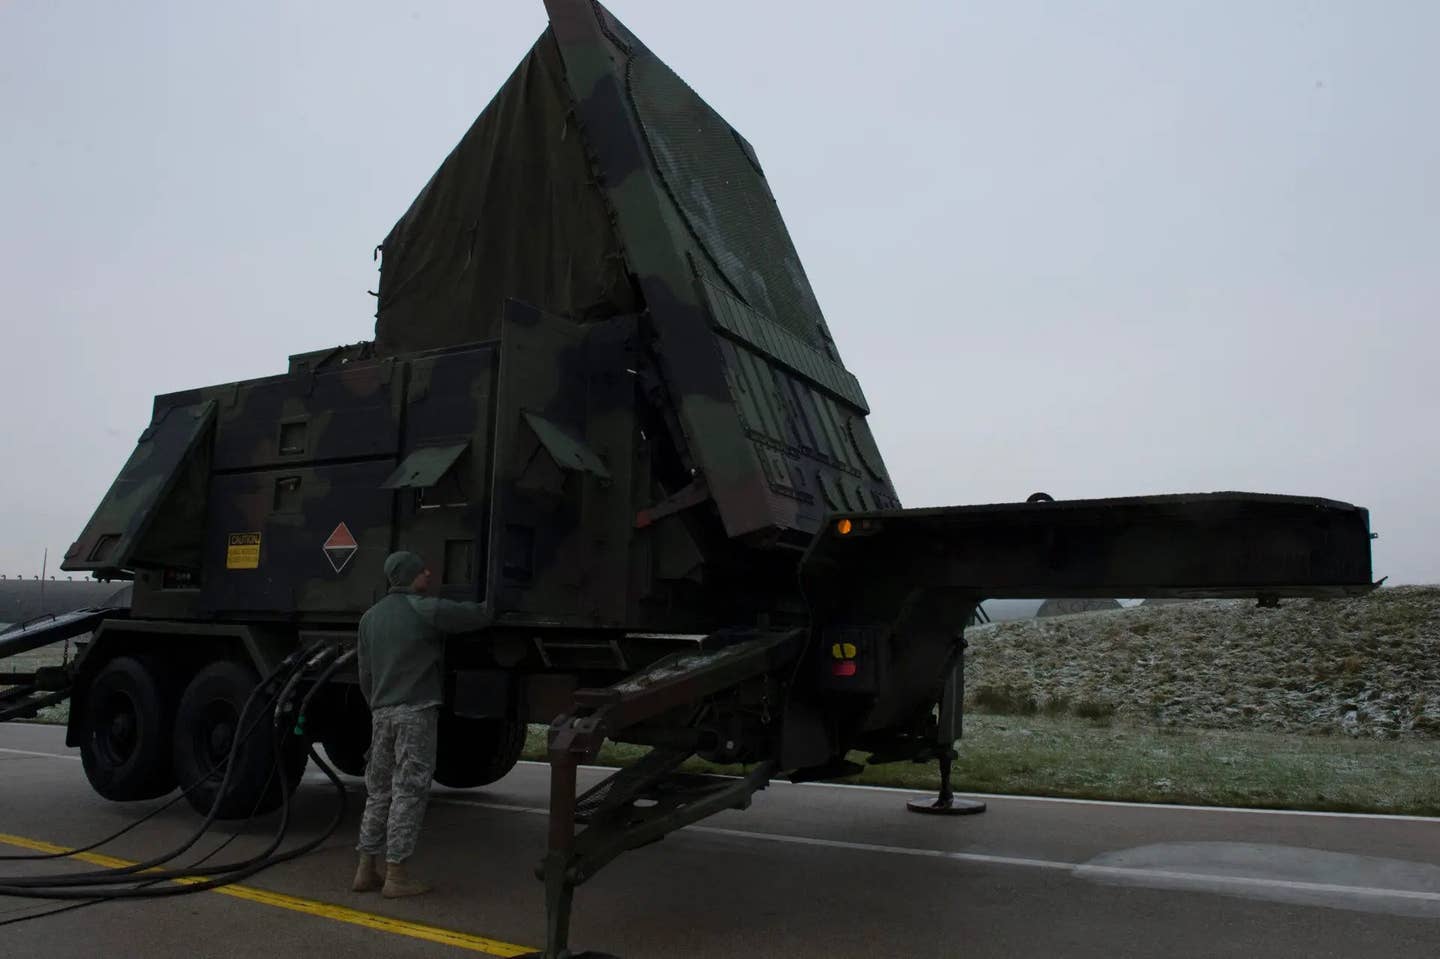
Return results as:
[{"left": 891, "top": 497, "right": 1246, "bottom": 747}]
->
[{"left": 1, "top": 2, "right": 1375, "bottom": 955}]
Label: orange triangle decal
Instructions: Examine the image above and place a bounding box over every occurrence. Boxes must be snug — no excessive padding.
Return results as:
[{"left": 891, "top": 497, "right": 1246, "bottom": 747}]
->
[
  {"left": 323, "top": 522, "right": 358, "bottom": 573},
  {"left": 324, "top": 523, "right": 357, "bottom": 550}
]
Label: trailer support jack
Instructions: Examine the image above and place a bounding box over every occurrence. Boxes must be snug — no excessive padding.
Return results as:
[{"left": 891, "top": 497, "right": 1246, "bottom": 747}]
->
[{"left": 907, "top": 634, "right": 986, "bottom": 816}]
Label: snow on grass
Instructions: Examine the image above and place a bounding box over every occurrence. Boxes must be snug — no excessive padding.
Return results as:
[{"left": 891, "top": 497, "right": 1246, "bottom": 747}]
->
[
  {"left": 520, "top": 715, "right": 1440, "bottom": 815},
  {"left": 965, "top": 586, "right": 1440, "bottom": 738}
]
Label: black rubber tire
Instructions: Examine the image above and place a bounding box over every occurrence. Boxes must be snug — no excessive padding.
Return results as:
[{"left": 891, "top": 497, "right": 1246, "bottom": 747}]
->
[
  {"left": 319, "top": 687, "right": 371, "bottom": 778},
  {"left": 79, "top": 655, "right": 178, "bottom": 802},
  {"left": 432, "top": 712, "right": 527, "bottom": 789},
  {"left": 172, "top": 659, "right": 307, "bottom": 819}
]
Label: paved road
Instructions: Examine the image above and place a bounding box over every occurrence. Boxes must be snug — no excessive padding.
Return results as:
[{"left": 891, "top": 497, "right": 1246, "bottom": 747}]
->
[{"left": 2, "top": 722, "right": 1439, "bottom": 957}]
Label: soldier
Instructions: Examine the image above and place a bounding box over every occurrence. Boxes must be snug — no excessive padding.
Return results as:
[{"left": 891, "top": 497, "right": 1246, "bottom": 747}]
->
[{"left": 351, "top": 550, "right": 490, "bottom": 897}]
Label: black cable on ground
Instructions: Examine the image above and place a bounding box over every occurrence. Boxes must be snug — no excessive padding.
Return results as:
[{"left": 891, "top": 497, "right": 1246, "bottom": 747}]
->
[
  {"left": 0, "top": 649, "right": 316, "bottom": 885},
  {"left": 0, "top": 647, "right": 329, "bottom": 889},
  {"left": 0, "top": 647, "right": 350, "bottom": 914},
  {"left": 0, "top": 745, "right": 347, "bottom": 903},
  {"left": 0, "top": 731, "right": 293, "bottom": 927},
  {"left": 0, "top": 791, "right": 192, "bottom": 863},
  {"left": 0, "top": 746, "right": 344, "bottom": 925},
  {"left": 0, "top": 642, "right": 326, "bottom": 865}
]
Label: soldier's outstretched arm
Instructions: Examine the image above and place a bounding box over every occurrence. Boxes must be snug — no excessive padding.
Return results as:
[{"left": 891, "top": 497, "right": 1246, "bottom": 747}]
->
[{"left": 408, "top": 596, "right": 492, "bottom": 635}]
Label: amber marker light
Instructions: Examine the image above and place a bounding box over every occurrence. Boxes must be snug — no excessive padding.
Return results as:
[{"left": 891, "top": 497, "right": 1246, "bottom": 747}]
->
[{"left": 836, "top": 518, "right": 853, "bottom": 535}]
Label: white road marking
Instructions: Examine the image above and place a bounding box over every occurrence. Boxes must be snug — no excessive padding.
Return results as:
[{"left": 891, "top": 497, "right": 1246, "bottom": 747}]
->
[
  {"left": 1072, "top": 864, "right": 1440, "bottom": 905},
  {"left": 5, "top": 730, "right": 1437, "bottom": 911},
  {"left": 0, "top": 746, "right": 81, "bottom": 762},
  {"left": 512, "top": 760, "right": 1440, "bottom": 824},
  {"left": 438, "top": 792, "right": 1048, "bottom": 865},
  {"left": 433, "top": 796, "right": 1440, "bottom": 908}
]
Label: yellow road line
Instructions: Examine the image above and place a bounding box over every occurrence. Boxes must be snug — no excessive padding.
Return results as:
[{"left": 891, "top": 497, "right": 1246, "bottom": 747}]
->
[{"left": 0, "top": 832, "right": 535, "bottom": 957}]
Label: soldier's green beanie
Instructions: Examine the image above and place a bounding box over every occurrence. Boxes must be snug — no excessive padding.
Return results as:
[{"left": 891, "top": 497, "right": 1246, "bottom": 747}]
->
[{"left": 383, "top": 550, "right": 425, "bottom": 588}]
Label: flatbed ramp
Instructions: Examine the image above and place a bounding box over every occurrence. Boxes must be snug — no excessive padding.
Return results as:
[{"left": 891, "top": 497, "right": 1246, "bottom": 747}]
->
[{"left": 0, "top": 606, "right": 124, "bottom": 722}]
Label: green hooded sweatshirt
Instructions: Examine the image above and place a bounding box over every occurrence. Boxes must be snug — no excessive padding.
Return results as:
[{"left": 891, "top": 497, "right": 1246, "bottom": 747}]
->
[{"left": 356, "top": 551, "right": 490, "bottom": 709}]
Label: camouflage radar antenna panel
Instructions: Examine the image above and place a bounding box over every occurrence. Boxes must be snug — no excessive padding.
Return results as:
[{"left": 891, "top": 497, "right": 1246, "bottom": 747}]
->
[
  {"left": 374, "top": 0, "right": 896, "bottom": 543},
  {"left": 548, "top": 0, "right": 896, "bottom": 542}
]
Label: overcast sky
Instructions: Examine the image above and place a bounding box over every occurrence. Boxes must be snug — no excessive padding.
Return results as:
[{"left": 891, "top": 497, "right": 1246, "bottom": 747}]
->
[{"left": 1, "top": 1, "right": 1435, "bottom": 584}]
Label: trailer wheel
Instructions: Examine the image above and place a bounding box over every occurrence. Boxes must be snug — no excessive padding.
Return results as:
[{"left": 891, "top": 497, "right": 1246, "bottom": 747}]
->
[
  {"left": 432, "top": 712, "right": 527, "bottom": 788},
  {"left": 172, "top": 659, "right": 307, "bottom": 819},
  {"left": 79, "top": 655, "right": 178, "bottom": 801},
  {"left": 319, "top": 687, "right": 371, "bottom": 778}
]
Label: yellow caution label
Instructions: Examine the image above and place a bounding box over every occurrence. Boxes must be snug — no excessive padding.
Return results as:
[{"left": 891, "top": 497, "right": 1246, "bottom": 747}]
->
[{"left": 226, "top": 532, "right": 261, "bottom": 569}]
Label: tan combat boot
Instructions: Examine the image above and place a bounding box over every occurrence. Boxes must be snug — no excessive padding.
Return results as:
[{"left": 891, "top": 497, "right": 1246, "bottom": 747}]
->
[
  {"left": 382, "top": 860, "right": 433, "bottom": 899},
  {"left": 351, "top": 853, "right": 385, "bottom": 892}
]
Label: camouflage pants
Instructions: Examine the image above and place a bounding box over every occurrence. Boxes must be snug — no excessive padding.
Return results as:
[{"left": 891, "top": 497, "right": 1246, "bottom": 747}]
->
[{"left": 356, "top": 704, "right": 439, "bottom": 863}]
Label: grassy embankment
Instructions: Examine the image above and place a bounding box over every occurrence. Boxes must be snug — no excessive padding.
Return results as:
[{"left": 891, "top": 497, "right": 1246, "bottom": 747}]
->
[{"left": 520, "top": 714, "right": 1440, "bottom": 816}]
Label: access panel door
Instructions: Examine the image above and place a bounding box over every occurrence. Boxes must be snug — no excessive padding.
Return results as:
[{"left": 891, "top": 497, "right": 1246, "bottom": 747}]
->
[
  {"left": 200, "top": 460, "right": 396, "bottom": 616},
  {"left": 388, "top": 344, "right": 499, "bottom": 603}
]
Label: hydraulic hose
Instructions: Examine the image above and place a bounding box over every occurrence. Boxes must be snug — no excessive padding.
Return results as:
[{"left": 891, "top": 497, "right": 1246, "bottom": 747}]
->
[
  {"left": 293, "top": 648, "right": 358, "bottom": 736},
  {"left": 0, "top": 642, "right": 352, "bottom": 919},
  {"left": 0, "top": 746, "right": 347, "bottom": 905},
  {"left": 0, "top": 723, "right": 296, "bottom": 926},
  {"left": 0, "top": 641, "right": 325, "bottom": 880},
  {"left": 0, "top": 642, "right": 325, "bottom": 865},
  {"left": 0, "top": 694, "right": 303, "bottom": 889}
]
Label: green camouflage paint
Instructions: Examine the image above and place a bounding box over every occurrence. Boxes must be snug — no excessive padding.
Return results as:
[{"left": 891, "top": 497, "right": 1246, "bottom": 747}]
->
[{"left": 50, "top": 6, "right": 1373, "bottom": 954}]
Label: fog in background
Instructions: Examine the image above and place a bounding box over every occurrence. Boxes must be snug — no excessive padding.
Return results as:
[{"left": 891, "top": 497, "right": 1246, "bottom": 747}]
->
[{"left": 1, "top": 1, "right": 1435, "bottom": 582}]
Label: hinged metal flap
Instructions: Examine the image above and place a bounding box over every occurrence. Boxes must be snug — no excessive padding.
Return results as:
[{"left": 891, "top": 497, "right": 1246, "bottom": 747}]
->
[
  {"left": 60, "top": 400, "right": 217, "bottom": 573},
  {"left": 522, "top": 411, "right": 611, "bottom": 480},
  {"left": 380, "top": 441, "right": 469, "bottom": 489}
]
